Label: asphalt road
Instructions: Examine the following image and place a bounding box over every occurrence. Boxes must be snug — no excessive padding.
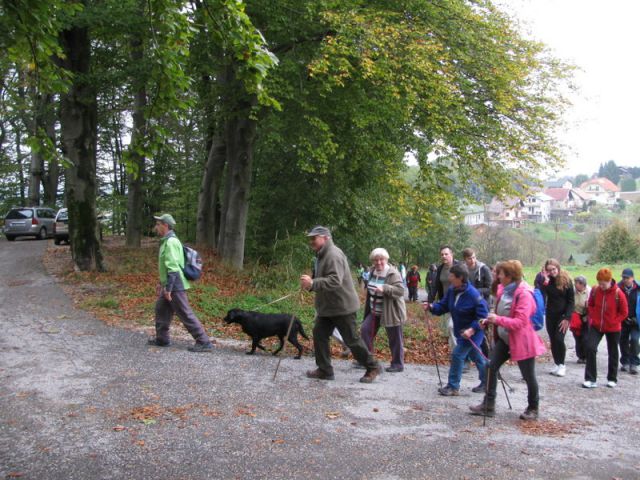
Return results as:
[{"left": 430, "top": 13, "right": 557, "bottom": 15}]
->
[{"left": 1, "top": 238, "right": 639, "bottom": 479}]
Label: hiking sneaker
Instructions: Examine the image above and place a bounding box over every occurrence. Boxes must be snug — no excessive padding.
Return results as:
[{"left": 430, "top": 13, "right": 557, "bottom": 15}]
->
[
  {"left": 385, "top": 366, "right": 404, "bottom": 373},
  {"left": 438, "top": 386, "right": 460, "bottom": 396},
  {"left": 188, "top": 342, "right": 213, "bottom": 352},
  {"left": 360, "top": 366, "right": 382, "bottom": 383},
  {"left": 606, "top": 381, "right": 617, "bottom": 388},
  {"left": 147, "top": 337, "right": 170, "bottom": 347},
  {"left": 582, "top": 380, "right": 597, "bottom": 388},
  {"left": 519, "top": 407, "right": 539, "bottom": 421},
  {"left": 471, "top": 383, "right": 486, "bottom": 393},
  {"left": 549, "top": 364, "right": 559, "bottom": 375},
  {"left": 469, "top": 400, "right": 495, "bottom": 417},
  {"left": 620, "top": 364, "right": 629, "bottom": 372},
  {"left": 551, "top": 364, "right": 566, "bottom": 377},
  {"left": 306, "top": 369, "right": 335, "bottom": 381},
  {"left": 630, "top": 366, "right": 639, "bottom": 375}
]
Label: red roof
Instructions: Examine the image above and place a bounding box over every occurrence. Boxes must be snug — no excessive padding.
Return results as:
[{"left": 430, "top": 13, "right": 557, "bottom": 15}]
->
[
  {"left": 579, "top": 177, "right": 620, "bottom": 192},
  {"left": 544, "top": 188, "right": 570, "bottom": 201}
]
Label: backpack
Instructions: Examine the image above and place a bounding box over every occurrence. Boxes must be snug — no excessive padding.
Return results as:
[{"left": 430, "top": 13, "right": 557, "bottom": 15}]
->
[
  {"left": 182, "top": 245, "right": 203, "bottom": 281},
  {"left": 530, "top": 288, "right": 545, "bottom": 331}
]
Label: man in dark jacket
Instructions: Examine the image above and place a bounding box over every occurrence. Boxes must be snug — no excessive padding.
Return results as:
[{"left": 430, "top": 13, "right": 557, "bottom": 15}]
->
[
  {"left": 300, "top": 226, "right": 381, "bottom": 383},
  {"left": 462, "top": 248, "right": 492, "bottom": 302},
  {"left": 618, "top": 268, "right": 639, "bottom": 375}
]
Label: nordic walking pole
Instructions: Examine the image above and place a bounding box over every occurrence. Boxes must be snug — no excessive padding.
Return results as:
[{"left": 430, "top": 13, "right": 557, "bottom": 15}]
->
[
  {"left": 468, "top": 335, "right": 512, "bottom": 411},
  {"left": 422, "top": 304, "right": 443, "bottom": 387},
  {"left": 273, "top": 314, "right": 296, "bottom": 381}
]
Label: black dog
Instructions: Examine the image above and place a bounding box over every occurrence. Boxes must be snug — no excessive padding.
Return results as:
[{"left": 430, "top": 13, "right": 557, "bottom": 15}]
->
[{"left": 223, "top": 309, "right": 309, "bottom": 359}]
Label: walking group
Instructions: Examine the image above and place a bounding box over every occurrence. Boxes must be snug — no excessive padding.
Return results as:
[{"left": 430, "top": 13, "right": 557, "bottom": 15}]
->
[
  {"left": 299, "top": 227, "right": 639, "bottom": 422},
  {"left": 145, "top": 215, "right": 639, "bottom": 423}
]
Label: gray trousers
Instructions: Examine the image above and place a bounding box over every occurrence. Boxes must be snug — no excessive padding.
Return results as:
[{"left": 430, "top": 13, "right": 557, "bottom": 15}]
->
[
  {"left": 154, "top": 290, "right": 210, "bottom": 345},
  {"left": 361, "top": 313, "right": 404, "bottom": 369},
  {"left": 313, "top": 313, "right": 378, "bottom": 375}
]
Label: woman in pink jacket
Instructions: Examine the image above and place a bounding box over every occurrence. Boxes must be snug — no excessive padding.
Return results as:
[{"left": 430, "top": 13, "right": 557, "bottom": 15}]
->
[{"left": 470, "top": 260, "right": 546, "bottom": 421}]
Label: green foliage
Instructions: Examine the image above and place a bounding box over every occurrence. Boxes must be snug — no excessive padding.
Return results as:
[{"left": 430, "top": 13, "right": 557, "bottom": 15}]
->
[
  {"left": 598, "top": 160, "right": 620, "bottom": 186},
  {"left": 620, "top": 176, "right": 636, "bottom": 192},
  {"left": 595, "top": 221, "right": 640, "bottom": 263}
]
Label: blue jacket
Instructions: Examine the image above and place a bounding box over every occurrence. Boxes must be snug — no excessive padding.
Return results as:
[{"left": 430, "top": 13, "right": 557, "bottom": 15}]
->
[
  {"left": 617, "top": 279, "right": 640, "bottom": 328},
  {"left": 431, "top": 282, "right": 488, "bottom": 344}
]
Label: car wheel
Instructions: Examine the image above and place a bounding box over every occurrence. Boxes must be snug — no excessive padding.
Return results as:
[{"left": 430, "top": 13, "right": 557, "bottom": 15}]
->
[
  {"left": 38, "top": 227, "right": 47, "bottom": 240},
  {"left": 54, "top": 237, "right": 61, "bottom": 245},
  {"left": 5, "top": 235, "right": 16, "bottom": 241}
]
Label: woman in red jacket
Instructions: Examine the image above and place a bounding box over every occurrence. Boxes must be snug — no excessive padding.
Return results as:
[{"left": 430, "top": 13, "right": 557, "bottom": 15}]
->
[{"left": 583, "top": 268, "right": 629, "bottom": 389}]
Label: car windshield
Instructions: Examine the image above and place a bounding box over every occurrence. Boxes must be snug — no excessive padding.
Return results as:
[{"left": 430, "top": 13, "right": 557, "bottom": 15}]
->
[
  {"left": 57, "top": 211, "right": 68, "bottom": 221},
  {"left": 6, "top": 209, "right": 33, "bottom": 219}
]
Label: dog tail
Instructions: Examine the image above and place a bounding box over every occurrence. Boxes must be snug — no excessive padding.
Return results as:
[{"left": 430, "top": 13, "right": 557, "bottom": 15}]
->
[{"left": 296, "top": 319, "right": 310, "bottom": 340}]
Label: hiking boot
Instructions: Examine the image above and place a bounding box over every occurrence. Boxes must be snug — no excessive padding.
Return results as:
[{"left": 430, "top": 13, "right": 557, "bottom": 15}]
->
[
  {"left": 352, "top": 361, "right": 366, "bottom": 370},
  {"left": 188, "top": 342, "right": 213, "bottom": 352},
  {"left": 630, "top": 366, "right": 639, "bottom": 375},
  {"left": 147, "top": 337, "right": 170, "bottom": 347},
  {"left": 469, "top": 398, "right": 495, "bottom": 417},
  {"left": 519, "top": 407, "right": 538, "bottom": 421},
  {"left": 438, "top": 385, "right": 459, "bottom": 397},
  {"left": 385, "top": 366, "right": 404, "bottom": 373},
  {"left": 360, "top": 366, "right": 382, "bottom": 383},
  {"left": 471, "top": 383, "right": 486, "bottom": 393},
  {"left": 306, "top": 369, "right": 335, "bottom": 381},
  {"left": 620, "top": 364, "right": 629, "bottom": 372}
]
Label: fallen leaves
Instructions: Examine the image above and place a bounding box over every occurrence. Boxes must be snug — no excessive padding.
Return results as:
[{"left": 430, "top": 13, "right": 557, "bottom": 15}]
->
[
  {"left": 518, "top": 418, "right": 587, "bottom": 437},
  {"left": 325, "top": 412, "right": 341, "bottom": 419}
]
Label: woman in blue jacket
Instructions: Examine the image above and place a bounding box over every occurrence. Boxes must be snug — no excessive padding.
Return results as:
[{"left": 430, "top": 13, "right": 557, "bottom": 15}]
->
[{"left": 424, "top": 264, "right": 489, "bottom": 396}]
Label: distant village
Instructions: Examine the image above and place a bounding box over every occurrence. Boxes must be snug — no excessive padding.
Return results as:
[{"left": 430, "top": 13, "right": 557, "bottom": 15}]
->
[{"left": 462, "top": 177, "right": 640, "bottom": 228}]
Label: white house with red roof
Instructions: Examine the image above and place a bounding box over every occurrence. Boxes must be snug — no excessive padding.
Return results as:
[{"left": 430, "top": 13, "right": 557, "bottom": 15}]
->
[{"left": 579, "top": 177, "right": 620, "bottom": 206}]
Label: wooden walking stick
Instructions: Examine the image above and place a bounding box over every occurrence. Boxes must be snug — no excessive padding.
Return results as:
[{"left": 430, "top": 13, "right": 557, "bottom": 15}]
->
[
  {"left": 273, "top": 313, "right": 297, "bottom": 381},
  {"left": 423, "top": 305, "right": 443, "bottom": 387}
]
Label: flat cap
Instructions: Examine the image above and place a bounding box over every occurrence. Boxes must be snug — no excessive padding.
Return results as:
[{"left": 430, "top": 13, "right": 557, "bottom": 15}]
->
[
  {"left": 153, "top": 213, "right": 176, "bottom": 227},
  {"left": 306, "top": 225, "right": 331, "bottom": 237}
]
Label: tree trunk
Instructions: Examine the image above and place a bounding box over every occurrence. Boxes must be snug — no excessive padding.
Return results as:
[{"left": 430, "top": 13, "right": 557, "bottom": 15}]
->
[
  {"left": 196, "top": 130, "right": 226, "bottom": 247},
  {"left": 125, "top": 34, "right": 147, "bottom": 248},
  {"left": 217, "top": 95, "right": 257, "bottom": 269},
  {"left": 41, "top": 94, "right": 59, "bottom": 206},
  {"left": 59, "top": 22, "right": 104, "bottom": 272}
]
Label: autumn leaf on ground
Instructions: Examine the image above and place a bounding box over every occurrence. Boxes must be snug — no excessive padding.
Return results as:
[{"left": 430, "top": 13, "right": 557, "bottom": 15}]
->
[
  {"left": 113, "top": 425, "right": 127, "bottom": 431},
  {"left": 325, "top": 412, "right": 341, "bottom": 419}
]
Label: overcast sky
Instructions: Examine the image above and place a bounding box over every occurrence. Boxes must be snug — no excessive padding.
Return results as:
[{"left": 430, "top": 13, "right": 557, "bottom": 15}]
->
[{"left": 496, "top": 0, "right": 640, "bottom": 178}]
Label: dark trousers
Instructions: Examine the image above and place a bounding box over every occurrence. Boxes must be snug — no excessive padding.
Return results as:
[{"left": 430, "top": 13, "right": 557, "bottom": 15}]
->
[
  {"left": 154, "top": 290, "right": 210, "bottom": 345},
  {"left": 545, "top": 313, "right": 567, "bottom": 365},
  {"left": 408, "top": 286, "right": 418, "bottom": 302},
  {"left": 313, "top": 313, "right": 378, "bottom": 375},
  {"left": 620, "top": 322, "right": 640, "bottom": 366},
  {"left": 487, "top": 338, "right": 539, "bottom": 409},
  {"left": 361, "top": 313, "right": 404, "bottom": 369},
  {"left": 585, "top": 329, "right": 620, "bottom": 383},
  {"left": 573, "top": 331, "right": 588, "bottom": 361}
]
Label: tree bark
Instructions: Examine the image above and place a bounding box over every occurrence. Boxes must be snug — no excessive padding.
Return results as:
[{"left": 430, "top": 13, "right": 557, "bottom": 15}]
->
[
  {"left": 217, "top": 94, "right": 257, "bottom": 269},
  {"left": 40, "top": 94, "right": 59, "bottom": 206},
  {"left": 196, "top": 130, "right": 226, "bottom": 247},
  {"left": 59, "top": 22, "right": 105, "bottom": 272},
  {"left": 125, "top": 34, "right": 147, "bottom": 248}
]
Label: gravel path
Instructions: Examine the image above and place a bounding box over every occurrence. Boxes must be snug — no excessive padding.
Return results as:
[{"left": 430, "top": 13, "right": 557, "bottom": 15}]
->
[{"left": 1, "top": 238, "right": 639, "bottom": 479}]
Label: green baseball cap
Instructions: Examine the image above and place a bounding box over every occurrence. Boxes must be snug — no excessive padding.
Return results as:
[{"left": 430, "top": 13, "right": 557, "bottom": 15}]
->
[{"left": 153, "top": 213, "right": 176, "bottom": 227}]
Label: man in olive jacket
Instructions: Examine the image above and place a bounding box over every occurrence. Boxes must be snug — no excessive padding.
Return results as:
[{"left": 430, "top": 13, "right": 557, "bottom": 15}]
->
[
  {"left": 300, "top": 226, "right": 381, "bottom": 383},
  {"left": 147, "top": 214, "right": 213, "bottom": 352}
]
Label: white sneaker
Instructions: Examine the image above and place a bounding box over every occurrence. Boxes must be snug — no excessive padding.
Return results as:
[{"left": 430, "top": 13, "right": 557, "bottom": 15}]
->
[
  {"left": 555, "top": 364, "right": 566, "bottom": 377},
  {"left": 549, "top": 364, "right": 559, "bottom": 375},
  {"left": 582, "top": 380, "right": 597, "bottom": 388},
  {"left": 606, "top": 381, "right": 617, "bottom": 388}
]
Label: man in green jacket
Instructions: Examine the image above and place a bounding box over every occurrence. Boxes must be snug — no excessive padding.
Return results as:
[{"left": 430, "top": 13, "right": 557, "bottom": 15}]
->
[
  {"left": 147, "top": 214, "right": 213, "bottom": 352},
  {"left": 300, "top": 226, "right": 381, "bottom": 383}
]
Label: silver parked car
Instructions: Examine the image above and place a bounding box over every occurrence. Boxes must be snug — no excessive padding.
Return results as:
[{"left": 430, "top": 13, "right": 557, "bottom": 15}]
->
[
  {"left": 54, "top": 208, "right": 69, "bottom": 245},
  {"left": 4, "top": 207, "right": 57, "bottom": 241}
]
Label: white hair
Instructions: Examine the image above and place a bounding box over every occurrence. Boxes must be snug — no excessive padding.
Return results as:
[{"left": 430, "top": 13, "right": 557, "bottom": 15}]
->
[{"left": 369, "top": 248, "right": 390, "bottom": 261}]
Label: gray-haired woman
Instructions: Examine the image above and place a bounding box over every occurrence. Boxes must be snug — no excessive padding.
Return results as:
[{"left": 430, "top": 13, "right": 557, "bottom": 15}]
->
[{"left": 361, "top": 248, "right": 407, "bottom": 372}]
